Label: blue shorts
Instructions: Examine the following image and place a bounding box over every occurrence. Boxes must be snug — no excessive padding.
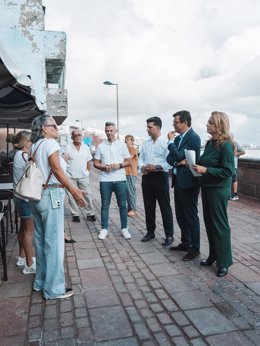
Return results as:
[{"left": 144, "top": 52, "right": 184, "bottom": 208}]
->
[{"left": 13, "top": 196, "right": 33, "bottom": 218}]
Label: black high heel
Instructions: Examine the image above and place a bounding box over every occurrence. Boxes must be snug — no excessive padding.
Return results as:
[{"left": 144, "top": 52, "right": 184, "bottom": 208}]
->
[
  {"left": 200, "top": 258, "right": 215, "bottom": 266},
  {"left": 217, "top": 267, "right": 228, "bottom": 277},
  {"left": 65, "top": 238, "right": 76, "bottom": 243}
]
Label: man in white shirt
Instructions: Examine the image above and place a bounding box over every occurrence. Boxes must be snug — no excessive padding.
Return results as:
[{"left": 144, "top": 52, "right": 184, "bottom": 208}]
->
[
  {"left": 139, "top": 116, "right": 174, "bottom": 246},
  {"left": 65, "top": 130, "right": 96, "bottom": 223},
  {"left": 94, "top": 122, "right": 131, "bottom": 240}
]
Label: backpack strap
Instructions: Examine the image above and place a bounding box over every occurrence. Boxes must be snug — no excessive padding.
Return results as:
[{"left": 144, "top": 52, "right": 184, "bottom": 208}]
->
[{"left": 21, "top": 152, "right": 28, "bottom": 163}]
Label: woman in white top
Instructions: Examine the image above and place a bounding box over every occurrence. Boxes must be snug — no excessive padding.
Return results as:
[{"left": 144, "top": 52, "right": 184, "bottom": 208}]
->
[
  {"left": 30, "top": 114, "right": 86, "bottom": 300},
  {"left": 11, "top": 131, "right": 35, "bottom": 274}
]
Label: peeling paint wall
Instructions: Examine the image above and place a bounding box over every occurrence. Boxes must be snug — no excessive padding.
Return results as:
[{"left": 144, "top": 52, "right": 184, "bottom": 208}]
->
[{"left": 0, "top": 0, "right": 67, "bottom": 119}]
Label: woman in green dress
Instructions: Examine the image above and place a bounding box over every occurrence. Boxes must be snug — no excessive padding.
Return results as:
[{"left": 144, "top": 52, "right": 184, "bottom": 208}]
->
[{"left": 193, "top": 111, "right": 234, "bottom": 277}]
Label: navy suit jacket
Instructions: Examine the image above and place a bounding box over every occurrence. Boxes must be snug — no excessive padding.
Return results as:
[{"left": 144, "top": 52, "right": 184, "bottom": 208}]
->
[{"left": 167, "top": 128, "right": 201, "bottom": 189}]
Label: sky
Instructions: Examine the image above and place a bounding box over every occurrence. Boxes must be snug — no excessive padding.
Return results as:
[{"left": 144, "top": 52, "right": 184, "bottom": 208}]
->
[{"left": 43, "top": 0, "right": 260, "bottom": 145}]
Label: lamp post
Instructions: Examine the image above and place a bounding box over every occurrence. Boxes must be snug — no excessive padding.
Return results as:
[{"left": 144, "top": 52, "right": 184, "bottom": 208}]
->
[
  {"left": 75, "top": 119, "right": 83, "bottom": 130},
  {"left": 103, "top": 81, "right": 119, "bottom": 138}
]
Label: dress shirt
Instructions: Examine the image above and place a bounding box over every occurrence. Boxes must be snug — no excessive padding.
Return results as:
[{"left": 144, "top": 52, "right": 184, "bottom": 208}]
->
[{"left": 138, "top": 136, "right": 172, "bottom": 173}]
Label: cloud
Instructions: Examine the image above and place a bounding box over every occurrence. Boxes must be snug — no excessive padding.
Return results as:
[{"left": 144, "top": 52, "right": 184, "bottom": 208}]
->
[{"left": 43, "top": 0, "right": 260, "bottom": 145}]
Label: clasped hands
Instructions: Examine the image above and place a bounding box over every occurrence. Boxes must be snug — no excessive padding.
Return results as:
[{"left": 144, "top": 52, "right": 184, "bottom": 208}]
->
[
  {"left": 142, "top": 164, "right": 157, "bottom": 175},
  {"left": 102, "top": 163, "right": 121, "bottom": 172}
]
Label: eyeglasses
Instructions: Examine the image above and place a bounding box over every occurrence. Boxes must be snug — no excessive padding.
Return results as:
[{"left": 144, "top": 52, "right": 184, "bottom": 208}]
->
[
  {"left": 173, "top": 121, "right": 182, "bottom": 125},
  {"left": 207, "top": 120, "right": 215, "bottom": 125},
  {"left": 45, "top": 124, "right": 58, "bottom": 130}
]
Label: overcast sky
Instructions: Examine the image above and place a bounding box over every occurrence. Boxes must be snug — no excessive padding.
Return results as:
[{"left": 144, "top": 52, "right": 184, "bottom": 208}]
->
[{"left": 43, "top": 0, "right": 260, "bottom": 145}]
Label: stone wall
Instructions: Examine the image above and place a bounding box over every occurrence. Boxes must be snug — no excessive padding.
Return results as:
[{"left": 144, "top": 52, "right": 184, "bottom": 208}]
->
[{"left": 238, "top": 158, "right": 260, "bottom": 199}]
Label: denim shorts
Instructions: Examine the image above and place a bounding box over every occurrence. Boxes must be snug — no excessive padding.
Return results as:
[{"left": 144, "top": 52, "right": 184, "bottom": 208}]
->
[{"left": 13, "top": 196, "right": 33, "bottom": 218}]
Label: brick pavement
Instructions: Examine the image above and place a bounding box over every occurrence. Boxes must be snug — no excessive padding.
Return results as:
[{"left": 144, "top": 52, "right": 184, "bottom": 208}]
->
[{"left": 0, "top": 168, "right": 259, "bottom": 345}]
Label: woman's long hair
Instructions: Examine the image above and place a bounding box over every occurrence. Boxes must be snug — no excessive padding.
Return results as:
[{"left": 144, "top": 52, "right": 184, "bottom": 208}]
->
[
  {"left": 8, "top": 131, "right": 31, "bottom": 150},
  {"left": 210, "top": 111, "right": 233, "bottom": 148},
  {"left": 31, "top": 113, "right": 52, "bottom": 143}
]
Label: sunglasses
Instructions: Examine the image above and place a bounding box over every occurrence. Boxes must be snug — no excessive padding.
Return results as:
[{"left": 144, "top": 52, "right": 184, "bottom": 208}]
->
[{"left": 45, "top": 124, "right": 58, "bottom": 130}]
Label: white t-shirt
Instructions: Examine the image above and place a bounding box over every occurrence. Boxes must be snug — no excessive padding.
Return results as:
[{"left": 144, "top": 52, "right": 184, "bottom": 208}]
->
[
  {"left": 95, "top": 139, "right": 130, "bottom": 182},
  {"left": 65, "top": 142, "right": 92, "bottom": 178},
  {"left": 31, "top": 139, "right": 66, "bottom": 184},
  {"left": 13, "top": 150, "right": 29, "bottom": 188}
]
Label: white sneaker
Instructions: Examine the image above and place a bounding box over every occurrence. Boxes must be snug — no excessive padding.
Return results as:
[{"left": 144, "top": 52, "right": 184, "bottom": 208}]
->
[
  {"left": 22, "top": 257, "right": 36, "bottom": 274},
  {"left": 98, "top": 229, "right": 108, "bottom": 240},
  {"left": 16, "top": 256, "right": 26, "bottom": 267},
  {"left": 121, "top": 228, "right": 131, "bottom": 239},
  {"left": 46, "top": 288, "right": 74, "bottom": 300}
]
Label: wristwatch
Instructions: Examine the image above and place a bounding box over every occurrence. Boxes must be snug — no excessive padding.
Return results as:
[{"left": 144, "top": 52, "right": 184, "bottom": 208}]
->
[{"left": 119, "top": 163, "right": 123, "bottom": 169}]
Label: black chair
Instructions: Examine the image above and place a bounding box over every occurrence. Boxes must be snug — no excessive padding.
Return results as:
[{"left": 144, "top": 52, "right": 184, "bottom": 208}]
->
[
  {"left": 0, "top": 200, "right": 8, "bottom": 280},
  {"left": 0, "top": 190, "right": 14, "bottom": 233}
]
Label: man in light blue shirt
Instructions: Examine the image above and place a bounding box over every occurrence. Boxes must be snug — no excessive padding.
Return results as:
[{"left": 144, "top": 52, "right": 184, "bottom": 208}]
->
[{"left": 139, "top": 116, "right": 174, "bottom": 246}]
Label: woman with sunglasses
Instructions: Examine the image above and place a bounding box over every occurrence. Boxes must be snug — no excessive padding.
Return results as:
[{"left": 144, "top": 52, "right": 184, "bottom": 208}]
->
[
  {"left": 30, "top": 114, "right": 86, "bottom": 299},
  {"left": 193, "top": 111, "right": 234, "bottom": 277}
]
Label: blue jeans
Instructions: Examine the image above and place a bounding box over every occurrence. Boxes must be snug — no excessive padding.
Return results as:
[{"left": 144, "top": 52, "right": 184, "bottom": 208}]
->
[
  {"left": 100, "top": 181, "right": 128, "bottom": 230},
  {"left": 30, "top": 188, "right": 65, "bottom": 299},
  {"left": 126, "top": 175, "right": 137, "bottom": 211}
]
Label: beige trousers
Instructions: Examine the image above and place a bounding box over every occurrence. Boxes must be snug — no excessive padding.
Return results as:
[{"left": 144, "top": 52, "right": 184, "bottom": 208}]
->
[{"left": 67, "top": 176, "right": 95, "bottom": 217}]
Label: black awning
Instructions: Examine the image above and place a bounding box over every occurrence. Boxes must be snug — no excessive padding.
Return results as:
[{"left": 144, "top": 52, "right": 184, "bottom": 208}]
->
[{"left": 0, "top": 58, "right": 43, "bottom": 129}]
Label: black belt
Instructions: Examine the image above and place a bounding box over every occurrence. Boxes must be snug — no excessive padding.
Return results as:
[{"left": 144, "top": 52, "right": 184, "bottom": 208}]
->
[{"left": 43, "top": 184, "right": 65, "bottom": 188}]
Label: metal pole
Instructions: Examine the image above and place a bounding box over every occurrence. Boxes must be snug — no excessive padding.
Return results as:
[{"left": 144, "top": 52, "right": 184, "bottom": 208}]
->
[{"left": 116, "top": 83, "right": 119, "bottom": 139}]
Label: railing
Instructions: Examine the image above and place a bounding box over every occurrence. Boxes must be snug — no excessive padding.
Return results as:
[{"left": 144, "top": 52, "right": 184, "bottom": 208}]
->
[{"left": 238, "top": 157, "right": 260, "bottom": 199}]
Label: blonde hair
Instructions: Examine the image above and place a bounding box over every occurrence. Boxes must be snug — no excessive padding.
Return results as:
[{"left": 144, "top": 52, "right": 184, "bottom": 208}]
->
[
  {"left": 210, "top": 111, "right": 233, "bottom": 148},
  {"left": 9, "top": 131, "right": 31, "bottom": 150},
  {"left": 125, "top": 135, "right": 135, "bottom": 142}
]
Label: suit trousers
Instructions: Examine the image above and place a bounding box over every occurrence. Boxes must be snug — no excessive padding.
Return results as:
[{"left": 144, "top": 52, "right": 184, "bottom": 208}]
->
[
  {"left": 142, "top": 172, "right": 173, "bottom": 237},
  {"left": 174, "top": 183, "right": 200, "bottom": 250}
]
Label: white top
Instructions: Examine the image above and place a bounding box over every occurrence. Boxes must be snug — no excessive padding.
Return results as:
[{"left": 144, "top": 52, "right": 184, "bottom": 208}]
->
[
  {"left": 138, "top": 135, "right": 172, "bottom": 172},
  {"left": 65, "top": 142, "right": 92, "bottom": 178},
  {"left": 95, "top": 139, "right": 130, "bottom": 182},
  {"left": 13, "top": 150, "right": 29, "bottom": 188},
  {"left": 31, "top": 139, "right": 66, "bottom": 184}
]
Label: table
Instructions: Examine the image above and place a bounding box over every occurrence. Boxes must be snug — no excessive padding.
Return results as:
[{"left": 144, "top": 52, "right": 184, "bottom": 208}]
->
[{"left": 0, "top": 183, "right": 13, "bottom": 190}]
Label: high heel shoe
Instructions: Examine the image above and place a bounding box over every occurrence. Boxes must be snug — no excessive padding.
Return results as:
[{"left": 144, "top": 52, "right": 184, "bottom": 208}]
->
[
  {"left": 200, "top": 258, "right": 215, "bottom": 266},
  {"left": 65, "top": 238, "right": 76, "bottom": 243},
  {"left": 217, "top": 267, "right": 228, "bottom": 277}
]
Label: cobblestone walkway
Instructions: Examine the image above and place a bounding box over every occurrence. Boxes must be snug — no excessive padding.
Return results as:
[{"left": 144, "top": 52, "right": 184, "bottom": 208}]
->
[{"left": 0, "top": 168, "right": 259, "bottom": 345}]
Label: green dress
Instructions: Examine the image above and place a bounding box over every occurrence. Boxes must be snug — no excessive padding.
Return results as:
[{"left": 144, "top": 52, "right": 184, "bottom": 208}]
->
[{"left": 199, "top": 140, "right": 235, "bottom": 268}]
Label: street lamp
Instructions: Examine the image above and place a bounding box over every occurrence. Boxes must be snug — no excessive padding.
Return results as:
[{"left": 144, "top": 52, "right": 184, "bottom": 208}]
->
[
  {"left": 75, "top": 119, "right": 83, "bottom": 130},
  {"left": 103, "top": 80, "right": 119, "bottom": 138}
]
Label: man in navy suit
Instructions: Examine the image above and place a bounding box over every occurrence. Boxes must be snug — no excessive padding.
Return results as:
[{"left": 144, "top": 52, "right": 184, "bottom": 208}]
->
[{"left": 167, "top": 110, "right": 201, "bottom": 261}]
